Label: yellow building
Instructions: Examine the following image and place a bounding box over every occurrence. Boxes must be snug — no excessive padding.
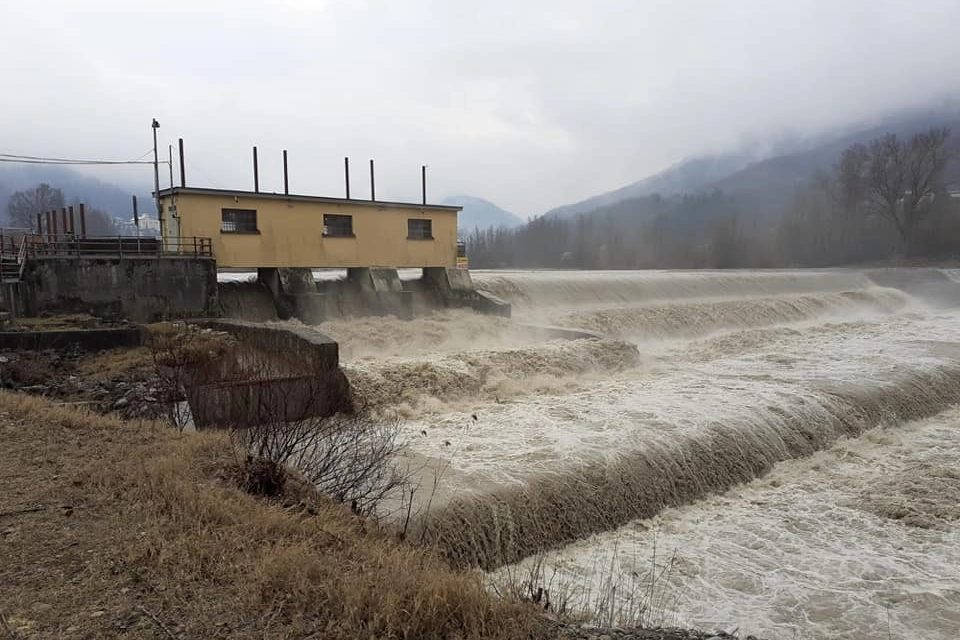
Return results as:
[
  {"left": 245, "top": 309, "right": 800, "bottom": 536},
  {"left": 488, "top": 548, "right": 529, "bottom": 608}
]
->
[{"left": 157, "top": 187, "right": 461, "bottom": 269}]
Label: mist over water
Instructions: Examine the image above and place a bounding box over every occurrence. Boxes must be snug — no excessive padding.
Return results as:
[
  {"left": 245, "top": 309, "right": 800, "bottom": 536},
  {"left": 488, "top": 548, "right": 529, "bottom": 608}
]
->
[{"left": 289, "top": 269, "right": 960, "bottom": 638}]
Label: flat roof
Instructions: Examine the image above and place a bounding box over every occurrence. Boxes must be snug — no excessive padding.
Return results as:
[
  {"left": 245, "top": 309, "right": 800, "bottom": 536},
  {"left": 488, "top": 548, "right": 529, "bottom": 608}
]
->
[{"left": 157, "top": 186, "right": 462, "bottom": 212}]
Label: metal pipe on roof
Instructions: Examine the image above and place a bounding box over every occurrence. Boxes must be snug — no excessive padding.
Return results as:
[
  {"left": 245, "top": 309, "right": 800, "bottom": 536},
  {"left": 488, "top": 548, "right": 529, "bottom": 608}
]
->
[
  {"left": 369, "top": 159, "right": 375, "bottom": 201},
  {"left": 344, "top": 157, "right": 351, "bottom": 199},
  {"left": 422, "top": 165, "right": 427, "bottom": 205},
  {"left": 178, "top": 138, "right": 186, "bottom": 188},
  {"left": 283, "top": 150, "right": 289, "bottom": 195},
  {"left": 253, "top": 146, "right": 260, "bottom": 193}
]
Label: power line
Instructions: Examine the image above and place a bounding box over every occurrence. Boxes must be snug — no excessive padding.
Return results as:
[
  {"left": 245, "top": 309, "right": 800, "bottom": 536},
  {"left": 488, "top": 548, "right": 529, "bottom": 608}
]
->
[
  {"left": 0, "top": 158, "right": 167, "bottom": 166},
  {"left": 0, "top": 152, "right": 169, "bottom": 166}
]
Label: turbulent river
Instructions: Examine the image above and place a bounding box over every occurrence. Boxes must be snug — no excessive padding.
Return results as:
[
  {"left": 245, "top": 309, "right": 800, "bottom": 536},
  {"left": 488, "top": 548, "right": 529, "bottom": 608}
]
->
[{"left": 306, "top": 269, "right": 960, "bottom": 639}]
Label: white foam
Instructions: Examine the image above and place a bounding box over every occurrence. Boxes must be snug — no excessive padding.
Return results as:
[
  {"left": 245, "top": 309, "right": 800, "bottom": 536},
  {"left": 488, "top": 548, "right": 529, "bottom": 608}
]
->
[{"left": 494, "top": 408, "right": 960, "bottom": 639}]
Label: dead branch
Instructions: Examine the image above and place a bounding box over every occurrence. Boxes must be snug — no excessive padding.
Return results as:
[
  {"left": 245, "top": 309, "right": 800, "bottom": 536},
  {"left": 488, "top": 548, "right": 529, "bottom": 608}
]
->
[
  {"left": 137, "top": 606, "right": 179, "bottom": 640},
  {"left": 0, "top": 506, "right": 47, "bottom": 519},
  {"left": 0, "top": 608, "right": 20, "bottom": 640}
]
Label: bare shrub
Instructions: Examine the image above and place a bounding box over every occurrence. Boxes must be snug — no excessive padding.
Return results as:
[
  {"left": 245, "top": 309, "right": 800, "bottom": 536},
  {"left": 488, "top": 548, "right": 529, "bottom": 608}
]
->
[
  {"left": 231, "top": 411, "right": 411, "bottom": 516},
  {"left": 238, "top": 456, "right": 288, "bottom": 497},
  {"left": 0, "top": 352, "right": 57, "bottom": 388},
  {"left": 148, "top": 322, "right": 410, "bottom": 517}
]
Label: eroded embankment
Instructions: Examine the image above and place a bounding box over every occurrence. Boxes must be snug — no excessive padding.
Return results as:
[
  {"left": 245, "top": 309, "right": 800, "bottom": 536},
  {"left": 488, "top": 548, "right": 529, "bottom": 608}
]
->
[{"left": 418, "top": 365, "right": 960, "bottom": 570}]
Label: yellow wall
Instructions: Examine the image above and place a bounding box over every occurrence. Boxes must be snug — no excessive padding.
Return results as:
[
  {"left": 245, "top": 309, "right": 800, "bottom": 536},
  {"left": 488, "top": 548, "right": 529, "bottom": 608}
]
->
[{"left": 159, "top": 192, "right": 459, "bottom": 269}]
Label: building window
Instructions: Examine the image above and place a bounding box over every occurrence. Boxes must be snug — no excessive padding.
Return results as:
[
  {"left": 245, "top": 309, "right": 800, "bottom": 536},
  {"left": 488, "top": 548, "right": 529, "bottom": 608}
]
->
[
  {"left": 323, "top": 214, "right": 353, "bottom": 237},
  {"left": 221, "top": 208, "right": 258, "bottom": 233},
  {"left": 407, "top": 218, "right": 433, "bottom": 240}
]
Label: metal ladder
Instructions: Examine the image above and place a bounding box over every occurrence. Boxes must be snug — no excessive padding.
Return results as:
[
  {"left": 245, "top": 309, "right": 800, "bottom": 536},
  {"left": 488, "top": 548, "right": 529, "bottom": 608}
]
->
[{"left": 0, "top": 236, "right": 27, "bottom": 284}]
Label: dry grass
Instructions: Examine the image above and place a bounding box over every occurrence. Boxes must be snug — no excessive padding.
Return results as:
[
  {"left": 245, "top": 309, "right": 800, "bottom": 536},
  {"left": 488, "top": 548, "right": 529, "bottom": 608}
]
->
[
  {"left": 0, "top": 392, "right": 551, "bottom": 640},
  {"left": 145, "top": 322, "right": 236, "bottom": 365},
  {"left": 10, "top": 314, "right": 101, "bottom": 331},
  {"left": 74, "top": 346, "right": 153, "bottom": 380}
]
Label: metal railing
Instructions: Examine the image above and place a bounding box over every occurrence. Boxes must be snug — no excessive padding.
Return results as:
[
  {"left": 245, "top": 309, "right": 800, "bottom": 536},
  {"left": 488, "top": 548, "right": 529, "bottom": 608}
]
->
[
  {"left": 24, "top": 235, "right": 214, "bottom": 259},
  {"left": 15, "top": 236, "right": 27, "bottom": 280},
  {"left": 160, "top": 236, "right": 215, "bottom": 258},
  {"left": 0, "top": 228, "right": 30, "bottom": 282}
]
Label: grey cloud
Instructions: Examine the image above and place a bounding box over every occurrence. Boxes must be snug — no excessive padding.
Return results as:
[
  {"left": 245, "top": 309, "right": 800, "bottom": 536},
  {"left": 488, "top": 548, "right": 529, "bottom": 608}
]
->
[{"left": 2, "top": 0, "right": 959, "bottom": 216}]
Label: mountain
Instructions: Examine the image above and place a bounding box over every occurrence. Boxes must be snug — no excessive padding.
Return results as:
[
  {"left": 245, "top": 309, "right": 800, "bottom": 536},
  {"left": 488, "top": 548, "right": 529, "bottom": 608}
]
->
[
  {"left": 0, "top": 165, "right": 149, "bottom": 223},
  {"left": 544, "top": 153, "right": 754, "bottom": 219},
  {"left": 548, "top": 104, "right": 960, "bottom": 223},
  {"left": 443, "top": 195, "right": 524, "bottom": 230},
  {"left": 710, "top": 108, "right": 960, "bottom": 198}
]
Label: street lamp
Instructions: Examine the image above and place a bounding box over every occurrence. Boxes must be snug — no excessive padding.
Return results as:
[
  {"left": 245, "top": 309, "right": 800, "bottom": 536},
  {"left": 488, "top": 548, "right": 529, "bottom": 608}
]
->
[{"left": 151, "top": 119, "right": 163, "bottom": 239}]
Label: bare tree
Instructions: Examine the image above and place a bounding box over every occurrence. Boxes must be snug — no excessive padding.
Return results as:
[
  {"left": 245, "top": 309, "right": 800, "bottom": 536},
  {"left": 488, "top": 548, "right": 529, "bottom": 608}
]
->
[
  {"left": 6, "top": 184, "right": 64, "bottom": 229},
  {"left": 708, "top": 212, "right": 742, "bottom": 268},
  {"left": 856, "top": 128, "right": 954, "bottom": 254},
  {"left": 83, "top": 206, "right": 118, "bottom": 235}
]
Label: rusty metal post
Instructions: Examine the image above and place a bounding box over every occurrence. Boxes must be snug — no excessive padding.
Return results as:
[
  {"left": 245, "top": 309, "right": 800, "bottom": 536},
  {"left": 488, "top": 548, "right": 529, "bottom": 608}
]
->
[
  {"left": 51, "top": 210, "right": 58, "bottom": 236},
  {"left": 178, "top": 138, "right": 185, "bottom": 188},
  {"left": 68, "top": 206, "right": 75, "bottom": 235},
  {"left": 253, "top": 146, "right": 259, "bottom": 193},
  {"left": 36, "top": 212, "right": 42, "bottom": 235},
  {"left": 79, "top": 203, "right": 87, "bottom": 238},
  {"left": 132, "top": 195, "right": 140, "bottom": 236},
  {"left": 45, "top": 211, "right": 51, "bottom": 239},
  {"left": 61, "top": 208, "right": 68, "bottom": 235}
]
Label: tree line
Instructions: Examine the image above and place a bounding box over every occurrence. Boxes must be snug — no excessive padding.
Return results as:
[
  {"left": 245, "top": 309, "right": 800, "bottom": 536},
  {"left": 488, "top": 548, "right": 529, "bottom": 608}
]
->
[
  {"left": 5, "top": 183, "right": 117, "bottom": 235},
  {"left": 465, "top": 127, "right": 960, "bottom": 269}
]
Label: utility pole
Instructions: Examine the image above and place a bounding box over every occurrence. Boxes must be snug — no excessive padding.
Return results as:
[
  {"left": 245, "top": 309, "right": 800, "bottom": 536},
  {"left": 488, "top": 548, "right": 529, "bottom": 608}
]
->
[{"left": 152, "top": 119, "right": 163, "bottom": 239}]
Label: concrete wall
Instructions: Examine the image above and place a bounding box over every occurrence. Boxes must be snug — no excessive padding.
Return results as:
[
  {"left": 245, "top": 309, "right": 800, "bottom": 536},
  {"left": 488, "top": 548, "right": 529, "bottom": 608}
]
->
[
  {"left": 160, "top": 188, "right": 460, "bottom": 269},
  {"left": 0, "top": 327, "right": 144, "bottom": 351},
  {"left": 186, "top": 319, "right": 350, "bottom": 429},
  {"left": 194, "top": 318, "right": 340, "bottom": 372},
  {"left": 0, "top": 282, "right": 25, "bottom": 317},
  {"left": 186, "top": 374, "right": 351, "bottom": 429},
  {"left": 21, "top": 256, "right": 217, "bottom": 322},
  {"left": 422, "top": 267, "right": 512, "bottom": 317}
]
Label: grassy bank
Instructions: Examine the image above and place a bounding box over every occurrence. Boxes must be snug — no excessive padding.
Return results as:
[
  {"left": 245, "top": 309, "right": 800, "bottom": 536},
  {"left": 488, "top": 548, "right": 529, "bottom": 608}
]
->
[{"left": 0, "top": 392, "right": 548, "bottom": 639}]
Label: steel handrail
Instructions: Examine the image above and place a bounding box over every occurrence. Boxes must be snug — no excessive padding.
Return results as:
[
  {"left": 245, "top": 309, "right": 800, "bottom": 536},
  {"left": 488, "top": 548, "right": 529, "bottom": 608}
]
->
[
  {"left": 23, "top": 235, "right": 214, "bottom": 258},
  {"left": 16, "top": 236, "right": 27, "bottom": 280}
]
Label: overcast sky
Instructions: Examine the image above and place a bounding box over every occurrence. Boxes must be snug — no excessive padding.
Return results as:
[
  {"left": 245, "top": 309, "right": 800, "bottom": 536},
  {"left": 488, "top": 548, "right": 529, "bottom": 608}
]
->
[{"left": 2, "top": 0, "right": 959, "bottom": 215}]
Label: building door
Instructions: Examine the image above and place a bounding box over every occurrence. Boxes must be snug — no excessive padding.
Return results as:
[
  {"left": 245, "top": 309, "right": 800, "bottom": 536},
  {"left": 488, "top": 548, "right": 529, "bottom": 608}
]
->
[{"left": 165, "top": 203, "right": 180, "bottom": 251}]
